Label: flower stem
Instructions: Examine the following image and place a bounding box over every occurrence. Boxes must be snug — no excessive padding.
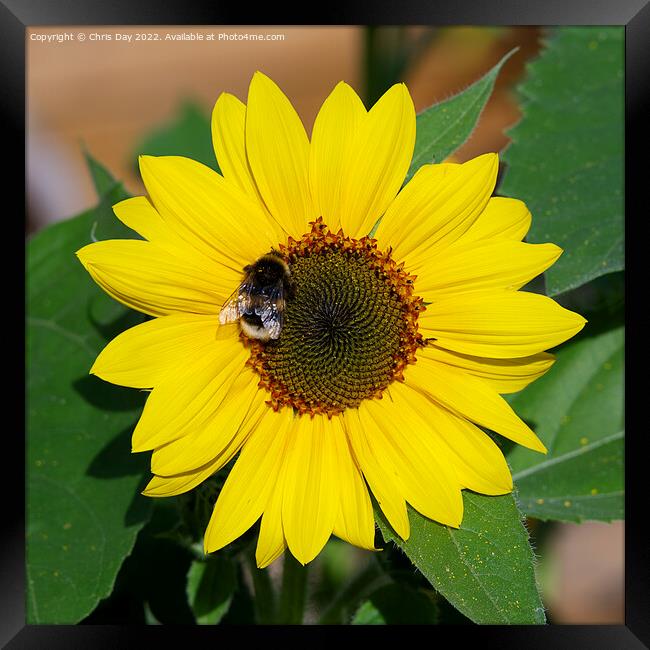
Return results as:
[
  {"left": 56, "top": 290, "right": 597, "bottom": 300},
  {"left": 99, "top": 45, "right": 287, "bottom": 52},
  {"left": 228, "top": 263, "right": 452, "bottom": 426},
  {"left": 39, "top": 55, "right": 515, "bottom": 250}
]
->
[
  {"left": 277, "top": 553, "right": 308, "bottom": 624},
  {"left": 247, "top": 555, "right": 276, "bottom": 625},
  {"left": 317, "top": 557, "right": 389, "bottom": 624}
]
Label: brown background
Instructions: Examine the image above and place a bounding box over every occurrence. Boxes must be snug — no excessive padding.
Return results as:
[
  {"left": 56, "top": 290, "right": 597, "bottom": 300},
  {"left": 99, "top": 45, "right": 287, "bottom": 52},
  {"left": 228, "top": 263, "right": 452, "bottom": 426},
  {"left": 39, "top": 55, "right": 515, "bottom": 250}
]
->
[
  {"left": 27, "top": 25, "right": 536, "bottom": 230},
  {"left": 26, "top": 25, "right": 623, "bottom": 623}
]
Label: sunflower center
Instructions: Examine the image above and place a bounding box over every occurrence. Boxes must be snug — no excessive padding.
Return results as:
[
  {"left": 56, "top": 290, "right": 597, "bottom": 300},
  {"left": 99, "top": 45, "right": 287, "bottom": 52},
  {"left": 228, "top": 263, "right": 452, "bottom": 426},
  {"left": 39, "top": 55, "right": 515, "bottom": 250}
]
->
[{"left": 247, "top": 219, "right": 424, "bottom": 416}]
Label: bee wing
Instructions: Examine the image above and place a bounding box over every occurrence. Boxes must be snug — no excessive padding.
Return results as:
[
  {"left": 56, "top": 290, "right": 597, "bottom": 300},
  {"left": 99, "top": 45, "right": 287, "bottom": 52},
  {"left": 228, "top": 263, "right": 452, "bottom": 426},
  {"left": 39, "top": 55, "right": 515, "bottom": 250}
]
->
[
  {"left": 219, "top": 279, "right": 254, "bottom": 325},
  {"left": 218, "top": 290, "right": 241, "bottom": 325},
  {"left": 255, "top": 282, "right": 285, "bottom": 340}
]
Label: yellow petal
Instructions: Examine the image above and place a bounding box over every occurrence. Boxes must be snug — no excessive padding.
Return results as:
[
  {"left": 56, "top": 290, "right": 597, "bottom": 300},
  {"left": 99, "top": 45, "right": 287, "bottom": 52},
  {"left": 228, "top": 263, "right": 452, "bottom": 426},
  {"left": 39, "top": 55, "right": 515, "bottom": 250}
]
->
[
  {"left": 394, "top": 380, "right": 513, "bottom": 495},
  {"left": 139, "top": 154, "right": 283, "bottom": 272},
  {"left": 415, "top": 240, "right": 562, "bottom": 299},
  {"left": 418, "top": 345, "right": 555, "bottom": 394},
  {"left": 344, "top": 408, "right": 410, "bottom": 540},
  {"left": 282, "top": 415, "right": 340, "bottom": 565},
  {"left": 419, "top": 290, "right": 587, "bottom": 359},
  {"left": 406, "top": 355, "right": 547, "bottom": 453},
  {"left": 143, "top": 388, "right": 268, "bottom": 497},
  {"left": 256, "top": 460, "right": 288, "bottom": 568},
  {"left": 112, "top": 195, "right": 164, "bottom": 242},
  {"left": 376, "top": 153, "right": 498, "bottom": 268},
  {"left": 339, "top": 83, "right": 415, "bottom": 238},
  {"left": 113, "top": 196, "right": 230, "bottom": 279},
  {"left": 150, "top": 365, "right": 261, "bottom": 475},
  {"left": 204, "top": 408, "right": 293, "bottom": 554},
  {"left": 212, "top": 94, "right": 256, "bottom": 196},
  {"left": 326, "top": 415, "right": 376, "bottom": 551},
  {"left": 131, "top": 327, "right": 247, "bottom": 451},
  {"left": 361, "top": 391, "right": 464, "bottom": 528},
  {"left": 76, "top": 239, "right": 232, "bottom": 317},
  {"left": 143, "top": 466, "right": 216, "bottom": 498},
  {"left": 309, "top": 81, "right": 366, "bottom": 232},
  {"left": 91, "top": 313, "right": 221, "bottom": 389},
  {"left": 461, "top": 197, "right": 532, "bottom": 244},
  {"left": 245, "top": 71, "right": 317, "bottom": 238}
]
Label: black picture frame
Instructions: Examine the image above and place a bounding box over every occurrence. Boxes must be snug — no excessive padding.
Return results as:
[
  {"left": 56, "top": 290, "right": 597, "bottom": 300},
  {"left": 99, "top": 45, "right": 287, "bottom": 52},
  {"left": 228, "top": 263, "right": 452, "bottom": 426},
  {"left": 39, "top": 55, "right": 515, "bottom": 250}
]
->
[{"left": 12, "top": 0, "right": 645, "bottom": 646}]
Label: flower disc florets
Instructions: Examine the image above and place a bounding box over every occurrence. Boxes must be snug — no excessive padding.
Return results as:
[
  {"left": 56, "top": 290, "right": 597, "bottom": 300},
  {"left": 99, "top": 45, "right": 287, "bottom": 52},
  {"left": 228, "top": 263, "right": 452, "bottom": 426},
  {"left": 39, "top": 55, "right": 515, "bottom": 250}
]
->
[{"left": 247, "top": 218, "right": 425, "bottom": 416}]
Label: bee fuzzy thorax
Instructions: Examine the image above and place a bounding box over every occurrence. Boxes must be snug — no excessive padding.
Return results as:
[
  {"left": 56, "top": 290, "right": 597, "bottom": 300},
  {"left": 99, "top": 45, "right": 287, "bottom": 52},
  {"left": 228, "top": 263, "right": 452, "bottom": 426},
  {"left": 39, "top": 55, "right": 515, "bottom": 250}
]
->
[
  {"left": 245, "top": 253, "right": 289, "bottom": 285},
  {"left": 219, "top": 250, "right": 292, "bottom": 341}
]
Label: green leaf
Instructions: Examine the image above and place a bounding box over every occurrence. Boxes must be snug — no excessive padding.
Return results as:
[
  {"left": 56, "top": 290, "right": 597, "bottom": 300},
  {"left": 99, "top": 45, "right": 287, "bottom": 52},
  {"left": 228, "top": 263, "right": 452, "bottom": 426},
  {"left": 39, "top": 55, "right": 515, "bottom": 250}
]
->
[
  {"left": 368, "top": 52, "right": 512, "bottom": 238},
  {"left": 507, "top": 312, "right": 624, "bottom": 523},
  {"left": 186, "top": 555, "right": 237, "bottom": 624},
  {"left": 83, "top": 148, "right": 127, "bottom": 200},
  {"left": 81, "top": 501, "right": 195, "bottom": 624},
  {"left": 133, "top": 101, "right": 219, "bottom": 172},
  {"left": 143, "top": 603, "right": 162, "bottom": 625},
  {"left": 27, "top": 185, "right": 152, "bottom": 622},
  {"left": 351, "top": 583, "right": 438, "bottom": 625},
  {"left": 82, "top": 152, "right": 137, "bottom": 242},
  {"left": 376, "top": 494, "right": 545, "bottom": 624},
  {"left": 406, "top": 49, "right": 515, "bottom": 180},
  {"left": 500, "top": 27, "right": 623, "bottom": 296}
]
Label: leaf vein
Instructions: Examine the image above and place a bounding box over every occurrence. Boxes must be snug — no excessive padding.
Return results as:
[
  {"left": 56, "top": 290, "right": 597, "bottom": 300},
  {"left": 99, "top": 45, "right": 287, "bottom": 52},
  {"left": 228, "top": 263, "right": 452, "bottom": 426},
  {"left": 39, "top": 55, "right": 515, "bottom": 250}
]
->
[
  {"left": 513, "top": 430, "right": 623, "bottom": 482},
  {"left": 445, "top": 527, "right": 509, "bottom": 623},
  {"left": 32, "top": 473, "right": 107, "bottom": 600},
  {"left": 413, "top": 85, "right": 489, "bottom": 168},
  {"left": 27, "top": 317, "right": 97, "bottom": 358}
]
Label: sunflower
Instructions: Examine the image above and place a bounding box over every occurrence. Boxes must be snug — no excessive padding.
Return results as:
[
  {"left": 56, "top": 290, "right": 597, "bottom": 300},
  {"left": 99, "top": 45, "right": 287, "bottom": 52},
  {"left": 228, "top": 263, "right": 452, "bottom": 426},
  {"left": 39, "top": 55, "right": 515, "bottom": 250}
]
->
[{"left": 77, "top": 71, "right": 586, "bottom": 567}]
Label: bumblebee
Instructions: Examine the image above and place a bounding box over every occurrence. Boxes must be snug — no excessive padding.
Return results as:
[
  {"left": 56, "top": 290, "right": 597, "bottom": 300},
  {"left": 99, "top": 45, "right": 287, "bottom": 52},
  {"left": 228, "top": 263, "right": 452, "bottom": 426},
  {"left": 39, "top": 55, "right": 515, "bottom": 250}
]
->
[{"left": 219, "top": 251, "right": 293, "bottom": 341}]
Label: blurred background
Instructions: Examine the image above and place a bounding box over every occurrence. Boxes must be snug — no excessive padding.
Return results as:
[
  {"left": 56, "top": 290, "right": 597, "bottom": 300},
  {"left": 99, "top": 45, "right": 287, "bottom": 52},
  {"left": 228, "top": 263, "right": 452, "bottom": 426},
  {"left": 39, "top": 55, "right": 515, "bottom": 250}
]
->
[{"left": 26, "top": 25, "right": 623, "bottom": 623}]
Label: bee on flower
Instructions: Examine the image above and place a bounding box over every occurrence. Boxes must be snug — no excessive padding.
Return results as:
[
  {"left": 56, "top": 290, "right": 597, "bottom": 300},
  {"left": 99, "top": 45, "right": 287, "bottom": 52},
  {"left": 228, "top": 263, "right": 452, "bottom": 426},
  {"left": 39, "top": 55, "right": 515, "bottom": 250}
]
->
[{"left": 77, "top": 71, "right": 585, "bottom": 567}]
